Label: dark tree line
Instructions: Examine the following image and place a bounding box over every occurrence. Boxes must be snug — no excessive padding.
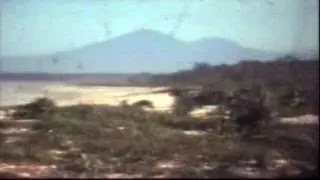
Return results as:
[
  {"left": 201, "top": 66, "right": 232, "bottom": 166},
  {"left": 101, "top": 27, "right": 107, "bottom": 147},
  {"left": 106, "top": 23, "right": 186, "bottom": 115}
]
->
[
  {"left": 151, "top": 57, "right": 319, "bottom": 116},
  {"left": 151, "top": 58, "right": 318, "bottom": 90}
]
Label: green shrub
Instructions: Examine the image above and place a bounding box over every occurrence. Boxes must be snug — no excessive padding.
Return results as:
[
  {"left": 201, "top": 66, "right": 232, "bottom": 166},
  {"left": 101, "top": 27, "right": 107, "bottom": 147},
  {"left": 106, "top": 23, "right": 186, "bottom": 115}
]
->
[
  {"left": 12, "top": 97, "right": 56, "bottom": 119},
  {"left": 132, "top": 100, "right": 154, "bottom": 109}
]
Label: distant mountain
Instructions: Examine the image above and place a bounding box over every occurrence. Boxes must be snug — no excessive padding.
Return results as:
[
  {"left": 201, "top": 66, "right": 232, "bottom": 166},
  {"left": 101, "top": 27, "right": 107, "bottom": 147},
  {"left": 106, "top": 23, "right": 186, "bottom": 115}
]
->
[{"left": 2, "top": 29, "right": 313, "bottom": 74}]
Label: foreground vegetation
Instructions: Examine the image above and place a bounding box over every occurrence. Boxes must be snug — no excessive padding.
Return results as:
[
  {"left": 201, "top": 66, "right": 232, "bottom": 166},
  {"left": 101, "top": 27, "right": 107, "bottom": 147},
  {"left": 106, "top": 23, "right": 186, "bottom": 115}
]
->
[{"left": 0, "top": 97, "right": 318, "bottom": 178}]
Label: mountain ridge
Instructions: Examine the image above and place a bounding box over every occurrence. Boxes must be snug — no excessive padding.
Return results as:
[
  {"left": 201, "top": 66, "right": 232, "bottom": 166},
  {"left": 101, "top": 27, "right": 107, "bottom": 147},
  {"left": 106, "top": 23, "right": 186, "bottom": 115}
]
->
[{"left": 1, "top": 29, "right": 316, "bottom": 73}]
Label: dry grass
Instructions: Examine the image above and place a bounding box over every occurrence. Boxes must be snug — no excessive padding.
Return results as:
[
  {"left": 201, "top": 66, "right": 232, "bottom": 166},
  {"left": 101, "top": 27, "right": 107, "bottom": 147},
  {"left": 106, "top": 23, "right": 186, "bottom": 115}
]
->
[{"left": 1, "top": 102, "right": 318, "bottom": 178}]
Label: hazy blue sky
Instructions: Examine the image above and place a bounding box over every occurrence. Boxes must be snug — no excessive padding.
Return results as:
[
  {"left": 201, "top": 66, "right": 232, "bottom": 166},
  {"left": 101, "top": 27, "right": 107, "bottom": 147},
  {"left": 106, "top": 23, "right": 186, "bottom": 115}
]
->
[{"left": 0, "top": 0, "right": 319, "bottom": 57}]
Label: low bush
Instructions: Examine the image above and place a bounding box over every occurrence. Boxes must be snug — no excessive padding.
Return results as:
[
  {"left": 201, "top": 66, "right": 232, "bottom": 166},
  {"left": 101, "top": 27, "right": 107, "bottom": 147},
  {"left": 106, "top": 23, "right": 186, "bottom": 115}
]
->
[{"left": 11, "top": 97, "right": 56, "bottom": 119}]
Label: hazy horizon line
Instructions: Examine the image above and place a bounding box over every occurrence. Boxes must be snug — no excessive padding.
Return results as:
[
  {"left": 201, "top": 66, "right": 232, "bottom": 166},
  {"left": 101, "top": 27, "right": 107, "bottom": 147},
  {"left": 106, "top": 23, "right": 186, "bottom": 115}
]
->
[{"left": 1, "top": 28, "right": 309, "bottom": 59}]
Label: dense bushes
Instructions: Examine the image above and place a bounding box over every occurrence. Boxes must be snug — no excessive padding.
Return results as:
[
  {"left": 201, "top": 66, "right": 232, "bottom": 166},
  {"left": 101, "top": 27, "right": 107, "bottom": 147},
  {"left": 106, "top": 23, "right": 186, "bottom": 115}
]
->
[
  {"left": 169, "top": 84, "right": 308, "bottom": 137},
  {"left": 11, "top": 97, "right": 56, "bottom": 119},
  {"left": 151, "top": 59, "right": 319, "bottom": 117}
]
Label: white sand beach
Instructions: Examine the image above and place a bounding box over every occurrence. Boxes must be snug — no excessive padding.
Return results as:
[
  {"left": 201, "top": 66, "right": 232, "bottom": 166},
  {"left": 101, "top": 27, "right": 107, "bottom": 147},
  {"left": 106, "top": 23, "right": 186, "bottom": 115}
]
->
[{"left": 0, "top": 81, "right": 175, "bottom": 112}]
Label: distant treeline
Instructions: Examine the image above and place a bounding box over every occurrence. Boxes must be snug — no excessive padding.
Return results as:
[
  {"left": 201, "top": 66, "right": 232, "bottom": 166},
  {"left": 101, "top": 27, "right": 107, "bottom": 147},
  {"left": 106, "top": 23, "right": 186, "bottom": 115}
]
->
[{"left": 150, "top": 57, "right": 319, "bottom": 92}]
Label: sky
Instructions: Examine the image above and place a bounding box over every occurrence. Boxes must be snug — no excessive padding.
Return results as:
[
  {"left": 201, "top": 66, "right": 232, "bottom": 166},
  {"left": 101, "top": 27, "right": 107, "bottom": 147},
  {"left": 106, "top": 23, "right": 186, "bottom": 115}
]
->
[{"left": 0, "top": 0, "right": 319, "bottom": 58}]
